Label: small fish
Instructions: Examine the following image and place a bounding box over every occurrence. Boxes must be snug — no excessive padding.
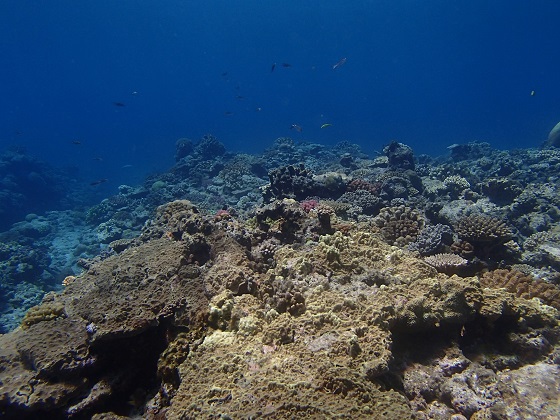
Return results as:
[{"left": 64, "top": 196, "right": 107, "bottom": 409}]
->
[
  {"left": 235, "top": 95, "right": 245, "bottom": 100},
  {"left": 90, "top": 178, "right": 108, "bottom": 186},
  {"left": 93, "top": 157, "right": 103, "bottom": 161},
  {"left": 221, "top": 72, "right": 228, "bottom": 77},
  {"left": 332, "top": 57, "right": 347, "bottom": 70},
  {"left": 320, "top": 123, "right": 332, "bottom": 129},
  {"left": 530, "top": 90, "right": 536, "bottom": 96},
  {"left": 131, "top": 91, "right": 138, "bottom": 95},
  {"left": 290, "top": 124, "right": 302, "bottom": 133},
  {"left": 122, "top": 164, "right": 133, "bottom": 168},
  {"left": 71, "top": 140, "right": 81, "bottom": 145},
  {"left": 255, "top": 107, "right": 262, "bottom": 112},
  {"left": 113, "top": 102, "right": 126, "bottom": 107},
  {"left": 281, "top": 63, "right": 292, "bottom": 68},
  {"left": 271, "top": 63, "right": 276, "bottom": 73},
  {"left": 224, "top": 111, "right": 234, "bottom": 116}
]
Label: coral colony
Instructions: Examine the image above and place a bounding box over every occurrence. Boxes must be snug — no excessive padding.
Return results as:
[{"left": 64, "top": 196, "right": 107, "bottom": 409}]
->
[{"left": 1, "top": 136, "right": 560, "bottom": 418}]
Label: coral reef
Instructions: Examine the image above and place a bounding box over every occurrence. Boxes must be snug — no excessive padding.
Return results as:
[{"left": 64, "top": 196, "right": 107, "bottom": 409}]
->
[
  {"left": 455, "top": 214, "right": 512, "bottom": 244},
  {"left": 3, "top": 137, "right": 560, "bottom": 418},
  {"left": 480, "top": 269, "right": 560, "bottom": 309},
  {"left": 424, "top": 253, "right": 469, "bottom": 274},
  {"left": 408, "top": 223, "right": 454, "bottom": 256},
  {"left": 375, "top": 205, "right": 425, "bottom": 246}
]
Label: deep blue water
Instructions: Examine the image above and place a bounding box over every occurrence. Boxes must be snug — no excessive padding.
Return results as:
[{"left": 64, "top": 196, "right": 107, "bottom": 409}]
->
[{"left": 1, "top": 1, "right": 560, "bottom": 192}]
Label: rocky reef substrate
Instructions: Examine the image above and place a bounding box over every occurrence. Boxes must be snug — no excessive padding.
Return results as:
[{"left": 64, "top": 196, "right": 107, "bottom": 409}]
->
[{"left": 1, "top": 136, "right": 560, "bottom": 418}]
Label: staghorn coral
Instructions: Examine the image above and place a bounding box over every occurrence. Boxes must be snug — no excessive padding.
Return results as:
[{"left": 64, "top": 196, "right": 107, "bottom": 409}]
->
[
  {"left": 424, "top": 253, "right": 468, "bottom": 274},
  {"left": 480, "top": 269, "right": 560, "bottom": 309},
  {"left": 455, "top": 214, "right": 512, "bottom": 244},
  {"left": 375, "top": 205, "right": 425, "bottom": 246}
]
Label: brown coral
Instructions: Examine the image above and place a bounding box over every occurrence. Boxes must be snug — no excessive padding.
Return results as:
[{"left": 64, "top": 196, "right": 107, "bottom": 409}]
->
[
  {"left": 21, "top": 300, "right": 66, "bottom": 330},
  {"left": 480, "top": 269, "right": 560, "bottom": 309},
  {"left": 375, "top": 205, "right": 424, "bottom": 246},
  {"left": 455, "top": 214, "right": 512, "bottom": 244},
  {"left": 424, "top": 253, "right": 468, "bottom": 274},
  {"left": 347, "top": 179, "right": 381, "bottom": 194},
  {"left": 450, "top": 240, "right": 475, "bottom": 259}
]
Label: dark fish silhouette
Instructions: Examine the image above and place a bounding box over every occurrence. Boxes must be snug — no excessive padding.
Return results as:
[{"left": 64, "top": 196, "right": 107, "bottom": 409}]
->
[
  {"left": 281, "top": 63, "right": 292, "bottom": 67},
  {"left": 332, "top": 57, "right": 347, "bottom": 70},
  {"left": 224, "top": 111, "right": 234, "bottom": 116},
  {"left": 290, "top": 124, "right": 302, "bottom": 133},
  {"left": 113, "top": 102, "right": 126, "bottom": 107},
  {"left": 235, "top": 95, "right": 245, "bottom": 100},
  {"left": 271, "top": 63, "right": 276, "bottom": 72},
  {"left": 90, "top": 178, "right": 108, "bottom": 186}
]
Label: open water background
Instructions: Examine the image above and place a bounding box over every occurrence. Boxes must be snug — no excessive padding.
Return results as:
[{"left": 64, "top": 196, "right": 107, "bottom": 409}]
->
[{"left": 1, "top": 0, "right": 560, "bottom": 192}]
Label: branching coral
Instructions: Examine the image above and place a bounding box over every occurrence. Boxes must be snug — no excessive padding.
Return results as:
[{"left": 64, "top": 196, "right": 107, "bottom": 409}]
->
[
  {"left": 455, "top": 214, "right": 512, "bottom": 244},
  {"left": 375, "top": 205, "right": 425, "bottom": 246}
]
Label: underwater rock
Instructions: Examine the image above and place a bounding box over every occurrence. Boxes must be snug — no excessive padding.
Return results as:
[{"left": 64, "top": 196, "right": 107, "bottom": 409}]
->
[
  {"left": 546, "top": 121, "right": 560, "bottom": 147},
  {"left": 266, "top": 164, "right": 315, "bottom": 201},
  {"left": 194, "top": 134, "right": 226, "bottom": 159},
  {"left": 447, "top": 142, "right": 493, "bottom": 161},
  {"left": 384, "top": 141, "right": 415, "bottom": 171},
  {"left": 174, "top": 137, "right": 194, "bottom": 161},
  {"left": 408, "top": 223, "right": 454, "bottom": 256}
]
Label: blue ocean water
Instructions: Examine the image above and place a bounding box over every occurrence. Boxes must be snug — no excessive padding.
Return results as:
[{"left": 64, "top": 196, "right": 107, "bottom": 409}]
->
[{"left": 1, "top": 0, "right": 559, "bottom": 192}]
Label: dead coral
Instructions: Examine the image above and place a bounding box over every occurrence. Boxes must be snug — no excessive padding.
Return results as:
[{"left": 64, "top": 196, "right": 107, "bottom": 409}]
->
[
  {"left": 375, "top": 205, "right": 424, "bottom": 246},
  {"left": 480, "top": 269, "right": 560, "bottom": 309},
  {"left": 455, "top": 214, "right": 512, "bottom": 244}
]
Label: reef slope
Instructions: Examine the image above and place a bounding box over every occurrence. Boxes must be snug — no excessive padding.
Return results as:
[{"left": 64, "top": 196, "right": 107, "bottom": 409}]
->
[{"left": 1, "top": 199, "right": 559, "bottom": 419}]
